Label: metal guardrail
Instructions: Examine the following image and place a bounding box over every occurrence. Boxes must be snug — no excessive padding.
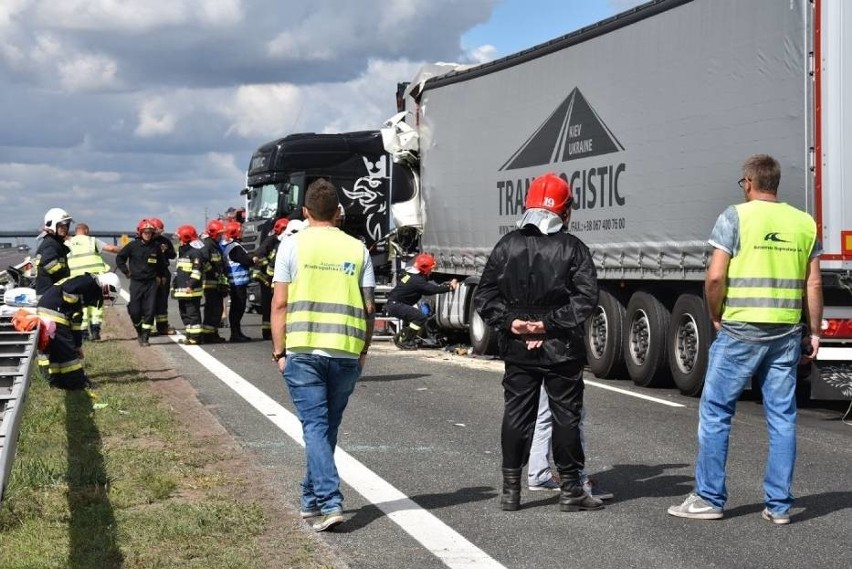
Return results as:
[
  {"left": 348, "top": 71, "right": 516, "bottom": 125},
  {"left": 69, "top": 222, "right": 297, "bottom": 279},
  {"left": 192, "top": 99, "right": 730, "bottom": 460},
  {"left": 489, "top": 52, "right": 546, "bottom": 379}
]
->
[{"left": 0, "top": 316, "right": 39, "bottom": 502}]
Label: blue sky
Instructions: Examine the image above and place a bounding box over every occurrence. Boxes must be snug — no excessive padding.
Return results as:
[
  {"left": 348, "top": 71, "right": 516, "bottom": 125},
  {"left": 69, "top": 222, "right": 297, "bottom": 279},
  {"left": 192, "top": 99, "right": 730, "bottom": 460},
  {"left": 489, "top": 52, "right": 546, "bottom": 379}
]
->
[{"left": 0, "top": 0, "right": 641, "bottom": 235}]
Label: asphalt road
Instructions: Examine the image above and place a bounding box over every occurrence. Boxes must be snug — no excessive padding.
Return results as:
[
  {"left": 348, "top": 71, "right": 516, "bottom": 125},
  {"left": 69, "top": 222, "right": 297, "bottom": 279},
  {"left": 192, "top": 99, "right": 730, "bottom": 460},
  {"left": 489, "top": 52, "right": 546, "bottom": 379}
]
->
[{"left": 144, "top": 299, "right": 852, "bottom": 569}]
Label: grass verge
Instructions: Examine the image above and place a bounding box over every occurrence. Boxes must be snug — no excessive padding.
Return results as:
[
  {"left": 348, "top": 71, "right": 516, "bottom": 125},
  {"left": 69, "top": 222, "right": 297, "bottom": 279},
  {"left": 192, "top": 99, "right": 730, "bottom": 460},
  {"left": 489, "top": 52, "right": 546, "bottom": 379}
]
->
[{"left": 0, "top": 320, "right": 336, "bottom": 568}]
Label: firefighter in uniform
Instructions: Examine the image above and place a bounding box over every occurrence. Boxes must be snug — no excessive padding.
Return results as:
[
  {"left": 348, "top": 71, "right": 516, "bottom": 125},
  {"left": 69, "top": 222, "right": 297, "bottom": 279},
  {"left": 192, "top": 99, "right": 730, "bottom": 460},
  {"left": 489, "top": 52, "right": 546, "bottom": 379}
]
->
[
  {"left": 66, "top": 223, "right": 120, "bottom": 340},
  {"left": 37, "top": 272, "right": 121, "bottom": 389},
  {"left": 201, "top": 219, "right": 228, "bottom": 343},
  {"left": 116, "top": 219, "right": 168, "bottom": 346},
  {"left": 150, "top": 217, "right": 177, "bottom": 335},
  {"left": 33, "top": 207, "right": 73, "bottom": 295},
  {"left": 474, "top": 173, "right": 602, "bottom": 513},
  {"left": 220, "top": 221, "right": 254, "bottom": 342},
  {"left": 171, "top": 225, "right": 207, "bottom": 345},
  {"left": 252, "top": 218, "right": 289, "bottom": 340},
  {"left": 385, "top": 253, "right": 458, "bottom": 350}
]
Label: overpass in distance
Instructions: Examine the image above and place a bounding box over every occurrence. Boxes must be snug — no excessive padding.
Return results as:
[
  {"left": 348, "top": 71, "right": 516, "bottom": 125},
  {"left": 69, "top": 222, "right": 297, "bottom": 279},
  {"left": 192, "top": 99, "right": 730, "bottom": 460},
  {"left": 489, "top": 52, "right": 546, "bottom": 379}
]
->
[{"left": 0, "top": 231, "right": 134, "bottom": 245}]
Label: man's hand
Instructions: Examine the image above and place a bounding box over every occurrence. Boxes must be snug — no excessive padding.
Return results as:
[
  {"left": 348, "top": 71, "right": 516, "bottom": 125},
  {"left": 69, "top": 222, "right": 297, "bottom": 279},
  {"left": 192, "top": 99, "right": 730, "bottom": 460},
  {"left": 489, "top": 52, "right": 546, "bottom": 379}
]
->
[
  {"left": 276, "top": 355, "right": 286, "bottom": 372},
  {"left": 449, "top": 278, "right": 459, "bottom": 290},
  {"left": 510, "top": 319, "right": 545, "bottom": 350},
  {"left": 800, "top": 335, "right": 820, "bottom": 364}
]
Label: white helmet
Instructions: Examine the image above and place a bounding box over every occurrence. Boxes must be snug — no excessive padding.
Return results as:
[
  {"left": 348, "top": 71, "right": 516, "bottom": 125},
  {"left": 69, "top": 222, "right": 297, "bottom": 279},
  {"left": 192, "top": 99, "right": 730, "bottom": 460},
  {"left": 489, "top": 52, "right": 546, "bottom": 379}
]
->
[
  {"left": 281, "top": 219, "right": 306, "bottom": 238},
  {"left": 44, "top": 208, "right": 73, "bottom": 232},
  {"left": 95, "top": 272, "right": 122, "bottom": 301}
]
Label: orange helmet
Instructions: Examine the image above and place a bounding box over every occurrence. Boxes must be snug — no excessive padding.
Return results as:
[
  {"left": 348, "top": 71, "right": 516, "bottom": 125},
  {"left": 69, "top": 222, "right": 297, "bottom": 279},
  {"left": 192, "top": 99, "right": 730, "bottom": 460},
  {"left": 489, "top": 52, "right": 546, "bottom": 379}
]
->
[
  {"left": 272, "top": 218, "right": 289, "bottom": 235},
  {"left": 150, "top": 217, "right": 165, "bottom": 232},
  {"left": 525, "top": 173, "right": 572, "bottom": 215},
  {"left": 206, "top": 219, "right": 225, "bottom": 240},
  {"left": 137, "top": 218, "right": 155, "bottom": 236},
  {"left": 175, "top": 224, "right": 198, "bottom": 244},
  {"left": 224, "top": 221, "right": 243, "bottom": 241},
  {"left": 413, "top": 253, "right": 436, "bottom": 275}
]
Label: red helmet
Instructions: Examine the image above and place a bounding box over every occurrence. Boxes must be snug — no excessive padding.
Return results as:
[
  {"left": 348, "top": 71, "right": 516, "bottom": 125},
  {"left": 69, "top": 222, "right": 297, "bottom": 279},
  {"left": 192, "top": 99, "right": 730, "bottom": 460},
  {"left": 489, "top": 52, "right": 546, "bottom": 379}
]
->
[
  {"left": 150, "top": 217, "right": 165, "bottom": 232},
  {"left": 413, "top": 253, "right": 436, "bottom": 275},
  {"left": 137, "top": 218, "right": 155, "bottom": 236},
  {"left": 224, "top": 221, "right": 243, "bottom": 241},
  {"left": 272, "top": 218, "right": 289, "bottom": 235},
  {"left": 206, "top": 219, "right": 225, "bottom": 240},
  {"left": 525, "top": 173, "right": 572, "bottom": 215},
  {"left": 175, "top": 224, "right": 198, "bottom": 244}
]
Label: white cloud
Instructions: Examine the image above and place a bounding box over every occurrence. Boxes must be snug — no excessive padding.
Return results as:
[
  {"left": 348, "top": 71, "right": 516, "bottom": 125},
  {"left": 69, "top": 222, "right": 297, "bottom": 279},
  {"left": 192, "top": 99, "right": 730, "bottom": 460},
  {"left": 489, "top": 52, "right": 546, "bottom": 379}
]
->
[
  {"left": 135, "top": 97, "right": 178, "bottom": 137},
  {"left": 467, "top": 44, "right": 497, "bottom": 64},
  {"left": 224, "top": 84, "right": 304, "bottom": 139},
  {"left": 58, "top": 52, "right": 120, "bottom": 92},
  {"left": 35, "top": 0, "right": 243, "bottom": 32}
]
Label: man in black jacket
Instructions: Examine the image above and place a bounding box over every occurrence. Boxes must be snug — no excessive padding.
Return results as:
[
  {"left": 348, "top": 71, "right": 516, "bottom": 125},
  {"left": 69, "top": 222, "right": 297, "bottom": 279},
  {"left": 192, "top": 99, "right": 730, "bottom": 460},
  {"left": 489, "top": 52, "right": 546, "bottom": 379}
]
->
[
  {"left": 385, "top": 253, "right": 457, "bottom": 349},
  {"left": 33, "top": 207, "right": 73, "bottom": 295},
  {"left": 116, "top": 219, "right": 168, "bottom": 346},
  {"left": 474, "top": 172, "right": 601, "bottom": 513}
]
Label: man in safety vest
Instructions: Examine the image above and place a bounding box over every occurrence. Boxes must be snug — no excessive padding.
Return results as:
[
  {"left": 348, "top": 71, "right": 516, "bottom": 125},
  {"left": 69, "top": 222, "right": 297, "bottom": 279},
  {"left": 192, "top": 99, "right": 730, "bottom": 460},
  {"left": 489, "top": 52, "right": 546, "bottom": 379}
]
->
[
  {"left": 171, "top": 224, "right": 208, "bottom": 345},
  {"left": 220, "top": 221, "right": 254, "bottom": 342},
  {"left": 668, "top": 154, "right": 823, "bottom": 525},
  {"left": 270, "top": 178, "right": 375, "bottom": 532},
  {"left": 66, "top": 223, "right": 120, "bottom": 340}
]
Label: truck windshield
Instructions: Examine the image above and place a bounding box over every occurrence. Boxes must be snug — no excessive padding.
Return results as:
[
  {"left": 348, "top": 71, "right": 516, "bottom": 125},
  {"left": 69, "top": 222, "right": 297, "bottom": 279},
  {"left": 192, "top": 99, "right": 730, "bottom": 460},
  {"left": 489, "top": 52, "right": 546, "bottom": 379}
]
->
[{"left": 246, "top": 184, "right": 282, "bottom": 221}]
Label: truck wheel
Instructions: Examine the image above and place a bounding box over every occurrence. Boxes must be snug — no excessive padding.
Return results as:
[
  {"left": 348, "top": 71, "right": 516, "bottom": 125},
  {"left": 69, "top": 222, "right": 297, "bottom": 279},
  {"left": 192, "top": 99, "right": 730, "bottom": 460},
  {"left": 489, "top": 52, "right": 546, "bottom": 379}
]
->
[
  {"left": 468, "top": 295, "right": 498, "bottom": 355},
  {"left": 668, "top": 294, "right": 712, "bottom": 396},
  {"left": 625, "top": 291, "right": 672, "bottom": 387},
  {"left": 585, "top": 289, "right": 626, "bottom": 379}
]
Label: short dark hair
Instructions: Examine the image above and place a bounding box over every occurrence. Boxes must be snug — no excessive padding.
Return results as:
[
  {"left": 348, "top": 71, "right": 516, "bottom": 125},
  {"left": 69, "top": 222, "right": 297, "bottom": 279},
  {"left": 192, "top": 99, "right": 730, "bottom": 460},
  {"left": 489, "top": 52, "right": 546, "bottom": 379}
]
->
[
  {"left": 743, "top": 154, "right": 781, "bottom": 194},
  {"left": 304, "top": 179, "right": 339, "bottom": 221}
]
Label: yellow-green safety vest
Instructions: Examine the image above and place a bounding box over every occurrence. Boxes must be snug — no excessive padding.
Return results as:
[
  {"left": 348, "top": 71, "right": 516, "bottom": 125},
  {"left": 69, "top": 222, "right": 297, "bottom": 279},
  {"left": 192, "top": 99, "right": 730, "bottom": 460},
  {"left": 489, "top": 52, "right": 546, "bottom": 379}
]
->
[
  {"left": 67, "top": 235, "right": 109, "bottom": 276},
  {"left": 722, "top": 200, "right": 816, "bottom": 324},
  {"left": 286, "top": 227, "right": 367, "bottom": 355}
]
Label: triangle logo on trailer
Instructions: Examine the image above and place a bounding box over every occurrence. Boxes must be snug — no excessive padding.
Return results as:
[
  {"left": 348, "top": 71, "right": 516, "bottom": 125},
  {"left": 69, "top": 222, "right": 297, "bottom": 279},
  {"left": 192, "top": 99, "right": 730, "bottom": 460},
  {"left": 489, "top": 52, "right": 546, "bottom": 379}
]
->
[{"left": 500, "top": 88, "right": 624, "bottom": 171}]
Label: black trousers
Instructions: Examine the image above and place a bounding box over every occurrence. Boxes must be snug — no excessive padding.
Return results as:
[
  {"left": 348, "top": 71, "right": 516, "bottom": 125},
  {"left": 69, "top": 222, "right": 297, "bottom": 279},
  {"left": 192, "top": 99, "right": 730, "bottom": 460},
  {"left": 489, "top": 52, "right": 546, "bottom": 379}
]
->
[
  {"left": 128, "top": 278, "right": 158, "bottom": 332},
  {"left": 228, "top": 285, "right": 247, "bottom": 333},
  {"left": 43, "top": 321, "right": 88, "bottom": 389},
  {"left": 501, "top": 360, "right": 585, "bottom": 484},
  {"left": 178, "top": 298, "right": 202, "bottom": 339},
  {"left": 260, "top": 283, "right": 273, "bottom": 333},
  {"left": 202, "top": 289, "right": 224, "bottom": 336},
  {"left": 155, "top": 270, "right": 171, "bottom": 332},
  {"left": 385, "top": 300, "right": 427, "bottom": 328}
]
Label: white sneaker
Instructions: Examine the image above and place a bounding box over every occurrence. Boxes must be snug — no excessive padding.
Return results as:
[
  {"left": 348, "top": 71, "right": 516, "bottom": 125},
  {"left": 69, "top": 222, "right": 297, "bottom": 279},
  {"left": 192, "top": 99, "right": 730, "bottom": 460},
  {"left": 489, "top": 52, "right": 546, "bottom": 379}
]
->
[{"left": 667, "top": 493, "right": 723, "bottom": 520}]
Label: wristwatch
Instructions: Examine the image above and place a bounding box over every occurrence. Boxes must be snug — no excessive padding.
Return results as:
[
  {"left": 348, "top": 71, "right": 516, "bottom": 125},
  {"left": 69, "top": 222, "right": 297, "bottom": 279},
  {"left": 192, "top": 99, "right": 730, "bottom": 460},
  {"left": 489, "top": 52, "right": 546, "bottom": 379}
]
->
[{"left": 272, "top": 350, "right": 286, "bottom": 361}]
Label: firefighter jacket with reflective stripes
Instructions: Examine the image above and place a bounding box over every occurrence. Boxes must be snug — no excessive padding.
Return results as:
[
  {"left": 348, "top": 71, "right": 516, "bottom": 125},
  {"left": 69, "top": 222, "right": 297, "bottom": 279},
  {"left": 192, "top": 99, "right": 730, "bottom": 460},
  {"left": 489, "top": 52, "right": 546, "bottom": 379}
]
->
[
  {"left": 722, "top": 200, "right": 817, "bottom": 324},
  {"left": 474, "top": 225, "right": 599, "bottom": 365},
  {"left": 67, "top": 234, "right": 110, "bottom": 277},
  {"left": 252, "top": 233, "right": 279, "bottom": 287},
  {"left": 116, "top": 238, "right": 168, "bottom": 282},
  {"left": 387, "top": 272, "right": 451, "bottom": 306},
  {"left": 34, "top": 234, "right": 71, "bottom": 295},
  {"left": 286, "top": 227, "right": 368, "bottom": 355},
  {"left": 221, "top": 239, "right": 252, "bottom": 286},
  {"left": 37, "top": 274, "right": 104, "bottom": 332},
  {"left": 200, "top": 236, "right": 227, "bottom": 290},
  {"left": 153, "top": 234, "right": 177, "bottom": 261},
  {"left": 172, "top": 240, "right": 208, "bottom": 298}
]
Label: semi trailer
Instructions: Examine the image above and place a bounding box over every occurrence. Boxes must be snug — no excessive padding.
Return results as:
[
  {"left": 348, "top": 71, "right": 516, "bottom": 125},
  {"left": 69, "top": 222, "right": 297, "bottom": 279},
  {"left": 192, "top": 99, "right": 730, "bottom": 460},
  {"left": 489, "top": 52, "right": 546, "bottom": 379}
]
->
[{"left": 383, "top": 0, "right": 852, "bottom": 399}]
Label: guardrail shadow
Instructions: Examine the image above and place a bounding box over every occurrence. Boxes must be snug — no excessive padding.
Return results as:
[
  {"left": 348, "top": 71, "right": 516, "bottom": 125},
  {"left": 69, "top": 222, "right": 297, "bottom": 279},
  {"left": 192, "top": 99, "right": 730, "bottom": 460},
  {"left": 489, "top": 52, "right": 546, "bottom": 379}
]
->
[{"left": 64, "top": 390, "right": 123, "bottom": 568}]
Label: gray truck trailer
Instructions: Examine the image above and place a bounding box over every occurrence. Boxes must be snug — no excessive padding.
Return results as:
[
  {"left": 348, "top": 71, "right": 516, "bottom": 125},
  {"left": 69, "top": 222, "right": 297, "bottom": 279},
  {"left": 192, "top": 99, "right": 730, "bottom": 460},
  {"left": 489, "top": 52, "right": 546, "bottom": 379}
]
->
[{"left": 385, "top": 0, "right": 852, "bottom": 399}]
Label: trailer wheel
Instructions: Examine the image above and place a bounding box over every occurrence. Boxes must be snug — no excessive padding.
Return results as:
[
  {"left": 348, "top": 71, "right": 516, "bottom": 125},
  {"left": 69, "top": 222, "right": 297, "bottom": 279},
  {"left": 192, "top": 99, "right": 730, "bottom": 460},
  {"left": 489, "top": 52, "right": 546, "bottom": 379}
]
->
[
  {"left": 468, "top": 294, "right": 498, "bottom": 355},
  {"left": 625, "top": 291, "right": 672, "bottom": 387},
  {"left": 668, "top": 294, "right": 712, "bottom": 396},
  {"left": 585, "top": 290, "right": 627, "bottom": 379}
]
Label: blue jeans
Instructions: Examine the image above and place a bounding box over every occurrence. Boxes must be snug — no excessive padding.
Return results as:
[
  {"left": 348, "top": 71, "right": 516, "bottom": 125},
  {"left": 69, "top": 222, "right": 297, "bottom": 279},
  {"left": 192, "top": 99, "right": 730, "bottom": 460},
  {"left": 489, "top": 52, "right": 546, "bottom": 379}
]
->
[
  {"left": 283, "top": 353, "right": 361, "bottom": 515},
  {"left": 695, "top": 329, "right": 800, "bottom": 514}
]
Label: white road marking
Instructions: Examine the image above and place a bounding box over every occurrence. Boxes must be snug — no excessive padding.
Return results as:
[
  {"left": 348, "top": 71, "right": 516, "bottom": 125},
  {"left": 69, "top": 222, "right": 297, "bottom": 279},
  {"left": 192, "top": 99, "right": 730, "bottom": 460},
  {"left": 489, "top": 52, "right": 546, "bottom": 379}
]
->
[
  {"left": 120, "top": 290, "right": 504, "bottom": 568},
  {"left": 584, "top": 379, "right": 686, "bottom": 408}
]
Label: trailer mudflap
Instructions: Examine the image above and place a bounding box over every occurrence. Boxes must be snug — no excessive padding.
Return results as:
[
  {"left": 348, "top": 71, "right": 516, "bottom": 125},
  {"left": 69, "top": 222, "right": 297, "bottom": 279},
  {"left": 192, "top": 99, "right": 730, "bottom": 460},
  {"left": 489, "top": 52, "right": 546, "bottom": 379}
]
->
[{"left": 810, "top": 347, "right": 852, "bottom": 400}]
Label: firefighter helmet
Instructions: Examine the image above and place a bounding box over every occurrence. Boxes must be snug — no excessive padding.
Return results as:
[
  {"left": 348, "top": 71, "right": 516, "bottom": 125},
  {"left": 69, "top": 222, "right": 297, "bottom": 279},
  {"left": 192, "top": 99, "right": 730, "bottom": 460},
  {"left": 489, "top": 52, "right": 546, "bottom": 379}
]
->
[
  {"left": 175, "top": 224, "right": 198, "bottom": 244},
  {"left": 95, "top": 272, "right": 122, "bottom": 302},
  {"left": 150, "top": 217, "right": 165, "bottom": 232},
  {"left": 224, "top": 221, "right": 242, "bottom": 241},
  {"left": 137, "top": 218, "right": 155, "bottom": 235},
  {"left": 413, "top": 253, "right": 436, "bottom": 275},
  {"left": 272, "top": 218, "right": 289, "bottom": 235},
  {"left": 524, "top": 173, "right": 572, "bottom": 215},
  {"left": 206, "top": 219, "right": 225, "bottom": 240},
  {"left": 282, "top": 219, "right": 305, "bottom": 237},
  {"left": 43, "top": 208, "right": 73, "bottom": 232}
]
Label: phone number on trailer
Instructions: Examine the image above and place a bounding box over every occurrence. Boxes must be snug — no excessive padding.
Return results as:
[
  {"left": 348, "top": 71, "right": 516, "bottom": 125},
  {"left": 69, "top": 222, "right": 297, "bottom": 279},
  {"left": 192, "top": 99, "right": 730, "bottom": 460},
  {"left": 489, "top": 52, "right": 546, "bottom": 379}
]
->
[{"left": 569, "top": 217, "right": 626, "bottom": 233}]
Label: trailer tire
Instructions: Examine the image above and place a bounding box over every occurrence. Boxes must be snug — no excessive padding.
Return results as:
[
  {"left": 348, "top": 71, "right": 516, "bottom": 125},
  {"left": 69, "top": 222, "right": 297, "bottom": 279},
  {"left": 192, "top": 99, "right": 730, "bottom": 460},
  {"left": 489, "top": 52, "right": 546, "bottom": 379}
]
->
[
  {"left": 625, "top": 291, "right": 672, "bottom": 387},
  {"left": 468, "top": 294, "right": 498, "bottom": 356},
  {"left": 585, "top": 290, "right": 627, "bottom": 379},
  {"left": 668, "top": 294, "right": 712, "bottom": 397}
]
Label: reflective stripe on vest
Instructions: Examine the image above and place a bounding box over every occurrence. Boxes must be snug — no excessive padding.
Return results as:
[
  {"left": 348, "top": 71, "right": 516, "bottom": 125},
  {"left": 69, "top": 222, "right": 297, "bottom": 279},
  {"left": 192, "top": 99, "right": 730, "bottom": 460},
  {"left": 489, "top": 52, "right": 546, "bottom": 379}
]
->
[
  {"left": 286, "top": 227, "right": 366, "bottom": 355},
  {"left": 67, "top": 235, "right": 108, "bottom": 276},
  {"left": 722, "top": 201, "right": 816, "bottom": 324},
  {"left": 222, "top": 241, "right": 251, "bottom": 286}
]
